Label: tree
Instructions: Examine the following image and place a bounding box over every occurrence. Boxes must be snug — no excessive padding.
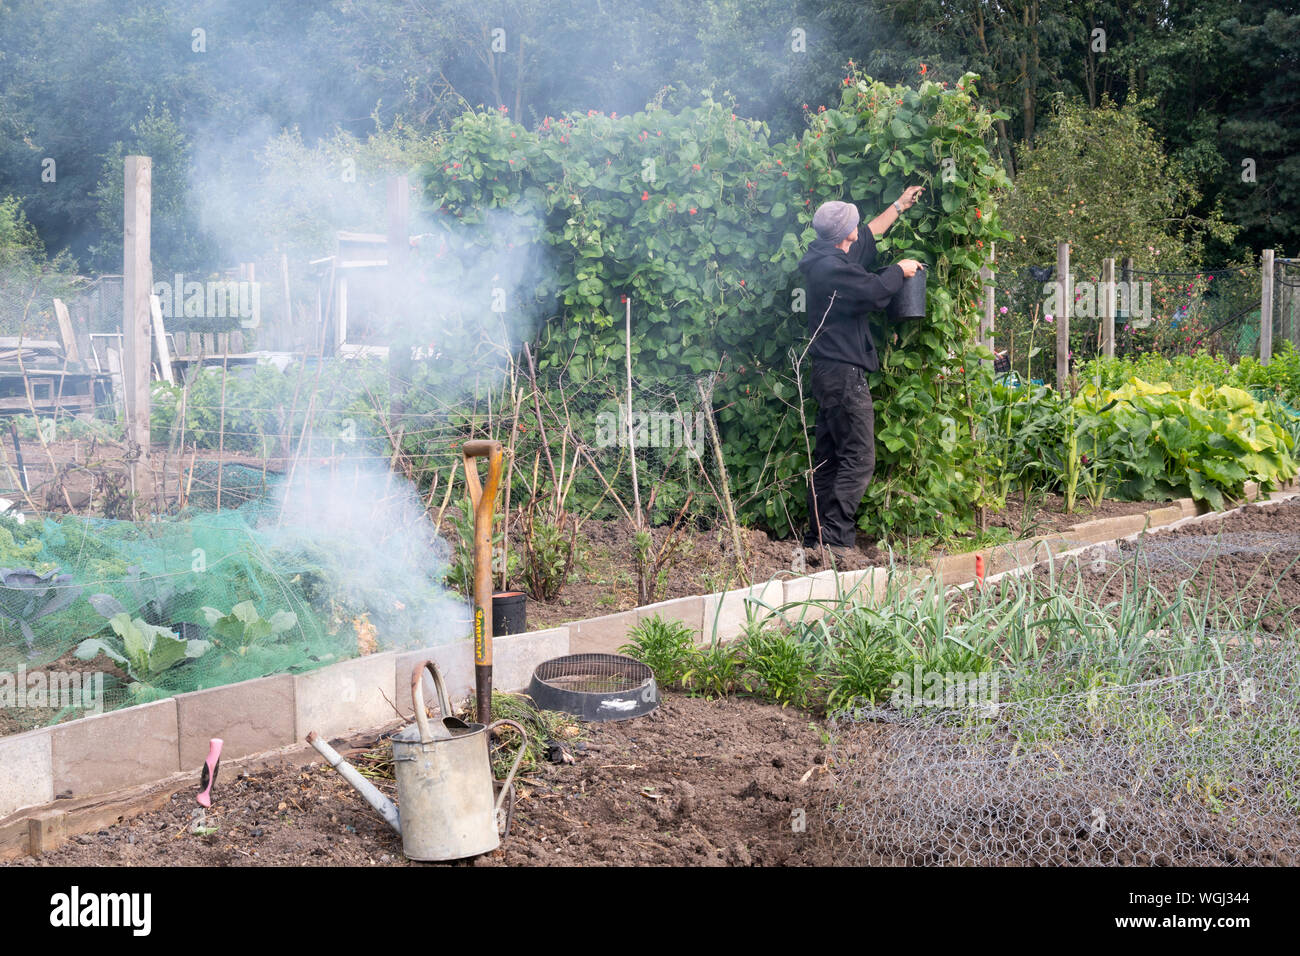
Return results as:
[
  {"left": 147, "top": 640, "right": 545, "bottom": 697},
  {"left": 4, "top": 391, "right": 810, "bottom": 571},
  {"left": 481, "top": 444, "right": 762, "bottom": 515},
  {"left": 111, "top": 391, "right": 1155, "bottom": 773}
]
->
[
  {"left": 1001, "top": 95, "right": 1234, "bottom": 281},
  {"left": 91, "top": 107, "right": 220, "bottom": 276},
  {"left": 0, "top": 195, "right": 78, "bottom": 337},
  {"left": 996, "top": 95, "right": 1238, "bottom": 372},
  {"left": 823, "top": 0, "right": 1080, "bottom": 174}
]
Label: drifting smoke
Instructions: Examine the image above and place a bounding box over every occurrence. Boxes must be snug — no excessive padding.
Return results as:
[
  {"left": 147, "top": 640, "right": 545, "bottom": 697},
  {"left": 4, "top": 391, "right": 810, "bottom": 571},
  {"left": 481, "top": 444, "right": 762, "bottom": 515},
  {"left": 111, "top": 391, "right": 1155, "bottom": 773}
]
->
[
  {"left": 173, "top": 92, "right": 550, "bottom": 649},
  {"left": 265, "top": 463, "right": 470, "bottom": 648},
  {"left": 0, "top": 0, "right": 835, "bottom": 649}
]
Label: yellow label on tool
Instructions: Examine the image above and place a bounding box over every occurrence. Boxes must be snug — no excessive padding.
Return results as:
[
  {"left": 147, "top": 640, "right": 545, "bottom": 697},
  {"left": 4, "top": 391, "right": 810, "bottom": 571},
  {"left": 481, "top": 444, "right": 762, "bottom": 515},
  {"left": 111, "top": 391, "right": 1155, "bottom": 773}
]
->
[{"left": 474, "top": 607, "right": 485, "bottom": 663}]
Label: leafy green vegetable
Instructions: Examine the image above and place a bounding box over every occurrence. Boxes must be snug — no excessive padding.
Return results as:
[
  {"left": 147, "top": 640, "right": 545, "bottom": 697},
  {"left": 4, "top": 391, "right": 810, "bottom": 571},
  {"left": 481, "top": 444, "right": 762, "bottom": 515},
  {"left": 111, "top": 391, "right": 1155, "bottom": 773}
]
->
[
  {"left": 0, "top": 568, "right": 82, "bottom": 653},
  {"left": 75, "top": 612, "right": 210, "bottom": 688},
  {"left": 1077, "top": 378, "right": 1298, "bottom": 509},
  {"left": 201, "top": 601, "right": 298, "bottom": 654}
]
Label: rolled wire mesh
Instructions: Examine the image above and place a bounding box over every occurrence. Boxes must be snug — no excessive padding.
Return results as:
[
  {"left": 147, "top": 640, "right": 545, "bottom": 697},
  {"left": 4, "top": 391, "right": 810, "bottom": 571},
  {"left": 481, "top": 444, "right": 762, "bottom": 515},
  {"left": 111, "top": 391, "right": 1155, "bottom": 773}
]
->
[
  {"left": 1123, "top": 531, "right": 1300, "bottom": 570},
  {"left": 823, "top": 647, "right": 1300, "bottom": 866}
]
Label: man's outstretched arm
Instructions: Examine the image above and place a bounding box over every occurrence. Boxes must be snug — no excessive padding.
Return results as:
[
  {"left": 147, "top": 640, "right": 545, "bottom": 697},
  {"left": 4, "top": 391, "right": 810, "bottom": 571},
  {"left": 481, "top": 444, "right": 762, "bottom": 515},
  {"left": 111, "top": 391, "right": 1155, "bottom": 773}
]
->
[{"left": 866, "top": 185, "right": 925, "bottom": 237}]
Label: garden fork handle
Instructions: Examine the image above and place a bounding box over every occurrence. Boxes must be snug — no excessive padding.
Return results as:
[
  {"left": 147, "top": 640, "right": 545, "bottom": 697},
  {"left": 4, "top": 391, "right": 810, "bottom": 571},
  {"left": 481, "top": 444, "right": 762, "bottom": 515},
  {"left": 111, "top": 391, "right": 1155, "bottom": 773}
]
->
[{"left": 462, "top": 439, "right": 503, "bottom": 723}]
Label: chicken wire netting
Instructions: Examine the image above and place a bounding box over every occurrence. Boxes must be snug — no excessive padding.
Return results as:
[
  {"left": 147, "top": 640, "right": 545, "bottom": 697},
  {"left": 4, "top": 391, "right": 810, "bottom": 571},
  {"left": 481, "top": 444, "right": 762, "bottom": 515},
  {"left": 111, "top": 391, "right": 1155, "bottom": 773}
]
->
[
  {"left": 1121, "top": 531, "right": 1300, "bottom": 570},
  {"left": 0, "top": 463, "right": 468, "bottom": 730},
  {"left": 822, "top": 648, "right": 1300, "bottom": 866}
]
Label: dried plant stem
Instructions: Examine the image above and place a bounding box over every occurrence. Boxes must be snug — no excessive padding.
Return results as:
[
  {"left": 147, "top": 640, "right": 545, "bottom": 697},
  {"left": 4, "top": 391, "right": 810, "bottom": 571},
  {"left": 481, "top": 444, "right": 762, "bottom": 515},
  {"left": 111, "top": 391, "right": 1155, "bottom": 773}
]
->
[
  {"left": 625, "top": 298, "right": 642, "bottom": 529},
  {"left": 215, "top": 354, "right": 229, "bottom": 509},
  {"left": 697, "top": 376, "right": 747, "bottom": 583}
]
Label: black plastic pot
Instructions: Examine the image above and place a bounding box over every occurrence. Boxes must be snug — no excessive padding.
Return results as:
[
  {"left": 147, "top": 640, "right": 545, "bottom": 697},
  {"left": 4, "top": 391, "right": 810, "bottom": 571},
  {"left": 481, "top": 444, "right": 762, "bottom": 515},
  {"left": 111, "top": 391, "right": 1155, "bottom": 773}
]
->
[
  {"left": 492, "top": 590, "right": 527, "bottom": 637},
  {"left": 887, "top": 269, "right": 927, "bottom": 321}
]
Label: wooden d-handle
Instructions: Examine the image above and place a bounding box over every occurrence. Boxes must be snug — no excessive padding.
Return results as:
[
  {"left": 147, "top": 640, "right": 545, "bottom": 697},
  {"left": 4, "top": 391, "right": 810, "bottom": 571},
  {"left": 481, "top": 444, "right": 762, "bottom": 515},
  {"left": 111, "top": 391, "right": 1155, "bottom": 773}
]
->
[{"left": 461, "top": 440, "right": 503, "bottom": 723}]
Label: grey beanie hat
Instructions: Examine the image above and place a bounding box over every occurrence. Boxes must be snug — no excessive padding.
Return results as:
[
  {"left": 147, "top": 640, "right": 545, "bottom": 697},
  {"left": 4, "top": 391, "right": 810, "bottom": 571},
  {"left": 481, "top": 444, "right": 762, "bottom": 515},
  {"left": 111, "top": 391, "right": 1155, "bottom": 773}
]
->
[{"left": 812, "top": 200, "right": 860, "bottom": 242}]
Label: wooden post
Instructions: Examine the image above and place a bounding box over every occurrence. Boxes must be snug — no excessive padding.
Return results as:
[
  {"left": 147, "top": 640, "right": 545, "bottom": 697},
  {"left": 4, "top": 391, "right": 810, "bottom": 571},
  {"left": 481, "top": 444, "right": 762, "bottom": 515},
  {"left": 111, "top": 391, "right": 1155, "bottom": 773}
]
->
[
  {"left": 1118, "top": 257, "right": 1133, "bottom": 333},
  {"left": 980, "top": 242, "right": 995, "bottom": 361},
  {"left": 52, "top": 299, "right": 80, "bottom": 365},
  {"left": 386, "top": 176, "right": 411, "bottom": 421},
  {"left": 1283, "top": 258, "right": 1295, "bottom": 351},
  {"left": 123, "top": 155, "right": 154, "bottom": 510},
  {"left": 149, "top": 293, "right": 175, "bottom": 385},
  {"left": 281, "top": 252, "right": 292, "bottom": 352},
  {"left": 1056, "top": 241, "right": 1071, "bottom": 391},
  {"left": 238, "top": 261, "right": 259, "bottom": 348},
  {"left": 1101, "top": 257, "right": 1116, "bottom": 358},
  {"left": 1261, "top": 249, "right": 1274, "bottom": 366}
]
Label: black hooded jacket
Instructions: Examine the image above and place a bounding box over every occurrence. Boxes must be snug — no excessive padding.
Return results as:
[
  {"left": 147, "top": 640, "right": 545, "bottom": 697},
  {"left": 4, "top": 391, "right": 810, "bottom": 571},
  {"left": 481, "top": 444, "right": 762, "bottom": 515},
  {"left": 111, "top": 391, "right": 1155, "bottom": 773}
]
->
[{"left": 798, "top": 228, "right": 904, "bottom": 372}]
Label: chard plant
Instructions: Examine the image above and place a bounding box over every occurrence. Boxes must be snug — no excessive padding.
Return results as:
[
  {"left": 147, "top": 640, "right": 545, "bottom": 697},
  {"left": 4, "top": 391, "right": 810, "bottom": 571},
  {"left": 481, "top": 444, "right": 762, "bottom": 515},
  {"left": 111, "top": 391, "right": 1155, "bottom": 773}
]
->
[{"left": 1078, "top": 378, "right": 1298, "bottom": 508}]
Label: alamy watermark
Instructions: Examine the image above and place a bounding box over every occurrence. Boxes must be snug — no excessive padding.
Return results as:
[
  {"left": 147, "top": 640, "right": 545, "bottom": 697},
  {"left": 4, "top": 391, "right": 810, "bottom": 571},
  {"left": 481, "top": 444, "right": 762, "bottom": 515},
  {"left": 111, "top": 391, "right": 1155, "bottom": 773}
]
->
[
  {"left": 595, "top": 406, "right": 705, "bottom": 458},
  {"left": 1, "top": 667, "right": 105, "bottom": 716},
  {"left": 1043, "top": 278, "right": 1154, "bottom": 328},
  {"left": 152, "top": 273, "right": 261, "bottom": 328},
  {"left": 888, "top": 664, "right": 1000, "bottom": 712}
]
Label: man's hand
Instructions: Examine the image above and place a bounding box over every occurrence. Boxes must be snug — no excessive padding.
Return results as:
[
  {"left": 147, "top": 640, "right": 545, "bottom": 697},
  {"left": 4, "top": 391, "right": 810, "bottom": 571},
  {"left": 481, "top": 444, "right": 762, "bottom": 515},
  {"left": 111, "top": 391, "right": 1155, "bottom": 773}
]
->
[
  {"left": 896, "top": 186, "right": 925, "bottom": 210},
  {"left": 897, "top": 258, "right": 923, "bottom": 278}
]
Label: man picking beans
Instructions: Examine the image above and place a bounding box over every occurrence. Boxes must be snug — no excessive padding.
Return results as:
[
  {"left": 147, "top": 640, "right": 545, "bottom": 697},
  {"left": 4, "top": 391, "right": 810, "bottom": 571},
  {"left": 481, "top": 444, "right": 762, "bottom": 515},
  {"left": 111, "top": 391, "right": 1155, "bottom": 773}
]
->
[{"left": 799, "top": 187, "right": 924, "bottom": 564}]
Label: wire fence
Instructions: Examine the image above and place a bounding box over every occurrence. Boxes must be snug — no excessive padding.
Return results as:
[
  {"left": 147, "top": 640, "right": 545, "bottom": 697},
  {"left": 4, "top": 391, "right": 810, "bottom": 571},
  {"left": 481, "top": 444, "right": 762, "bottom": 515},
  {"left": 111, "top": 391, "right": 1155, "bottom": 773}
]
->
[
  {"left": 989, "top": 252, "right": 1293, "bottom": 383},
  {"left": 1122, "top": 264, "right": 1263, "bottom": 362},
  {"left": 1271, "top": 258, "right": 1300, "bottom": 359},
  {"left": 823, "top": 646, "right": 1300, "bottom": 866}
]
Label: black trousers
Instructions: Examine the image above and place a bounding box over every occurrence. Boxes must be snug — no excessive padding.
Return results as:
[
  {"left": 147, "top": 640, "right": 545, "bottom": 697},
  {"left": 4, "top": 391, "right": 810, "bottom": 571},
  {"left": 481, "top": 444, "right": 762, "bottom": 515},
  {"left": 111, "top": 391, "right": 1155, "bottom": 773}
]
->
[{"left": 804, "top": 359, "right": 876, "bottom": 550}]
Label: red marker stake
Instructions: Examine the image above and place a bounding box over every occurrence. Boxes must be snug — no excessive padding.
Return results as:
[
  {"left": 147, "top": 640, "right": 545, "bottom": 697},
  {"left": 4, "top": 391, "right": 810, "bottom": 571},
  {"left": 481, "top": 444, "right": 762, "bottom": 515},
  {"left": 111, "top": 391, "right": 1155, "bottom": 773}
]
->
[
  {"left": 197, "top": 738, "right": 223, "bottom": 807},
  {"left": 975, "top": 554, "right": 985, "bottom": 587}
]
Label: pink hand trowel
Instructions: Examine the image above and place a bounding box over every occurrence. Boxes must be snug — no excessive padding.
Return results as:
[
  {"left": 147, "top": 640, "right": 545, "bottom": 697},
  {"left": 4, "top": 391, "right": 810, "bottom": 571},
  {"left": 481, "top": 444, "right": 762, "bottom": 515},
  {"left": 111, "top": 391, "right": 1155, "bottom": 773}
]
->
[{"left": 197, "top": 738, "right": 223, "bottom": 808}]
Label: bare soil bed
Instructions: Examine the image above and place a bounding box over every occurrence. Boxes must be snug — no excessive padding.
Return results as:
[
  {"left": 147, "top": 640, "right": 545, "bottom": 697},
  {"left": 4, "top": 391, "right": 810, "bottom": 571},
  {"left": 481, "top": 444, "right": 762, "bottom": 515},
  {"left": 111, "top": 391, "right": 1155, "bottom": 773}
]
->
[
  {"left": 1034, "top": 495, "right": 1300, "bottom": 632},
  {"left": 0, "top": 649, "right": 128, "bottom": 737},
  {"left": 986, "top": 491, "right": 1158, "bottom": 536},
  {"left": 9, "top": 694, "right": 837, "bottom": 867}
]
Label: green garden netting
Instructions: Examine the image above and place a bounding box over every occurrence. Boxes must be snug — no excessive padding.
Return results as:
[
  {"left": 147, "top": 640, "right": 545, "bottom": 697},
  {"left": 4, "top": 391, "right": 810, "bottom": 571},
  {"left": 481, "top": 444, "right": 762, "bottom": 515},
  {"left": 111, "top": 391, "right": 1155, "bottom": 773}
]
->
[{"left": 0, "top": 464, "right": 470, "bottom": 728}]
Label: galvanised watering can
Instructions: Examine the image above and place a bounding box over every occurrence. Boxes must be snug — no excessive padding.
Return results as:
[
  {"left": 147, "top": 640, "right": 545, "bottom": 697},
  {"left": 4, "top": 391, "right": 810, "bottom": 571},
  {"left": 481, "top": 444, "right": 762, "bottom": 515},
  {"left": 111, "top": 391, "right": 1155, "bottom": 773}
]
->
[{"left": 307, "top": 660, "right": 526, "bottom": 861}]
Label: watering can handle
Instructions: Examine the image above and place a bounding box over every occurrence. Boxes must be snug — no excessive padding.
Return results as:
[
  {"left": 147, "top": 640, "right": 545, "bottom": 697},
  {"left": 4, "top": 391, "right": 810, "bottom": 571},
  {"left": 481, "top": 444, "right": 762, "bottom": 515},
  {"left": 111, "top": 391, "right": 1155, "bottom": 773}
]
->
[
  {"left": 486, "top": 718, "right": 528, "bottom": 821},
  {"left": 410, "top": 660, "right": 453, "bottom": 744}
]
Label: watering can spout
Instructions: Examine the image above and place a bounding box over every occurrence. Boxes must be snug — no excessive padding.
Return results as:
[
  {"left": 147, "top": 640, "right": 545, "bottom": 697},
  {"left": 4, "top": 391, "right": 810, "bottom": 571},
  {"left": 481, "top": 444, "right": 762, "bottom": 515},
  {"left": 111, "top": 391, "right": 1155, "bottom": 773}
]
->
[{"left": 306, "top": 731, "right": 401, "bottom": 833}]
